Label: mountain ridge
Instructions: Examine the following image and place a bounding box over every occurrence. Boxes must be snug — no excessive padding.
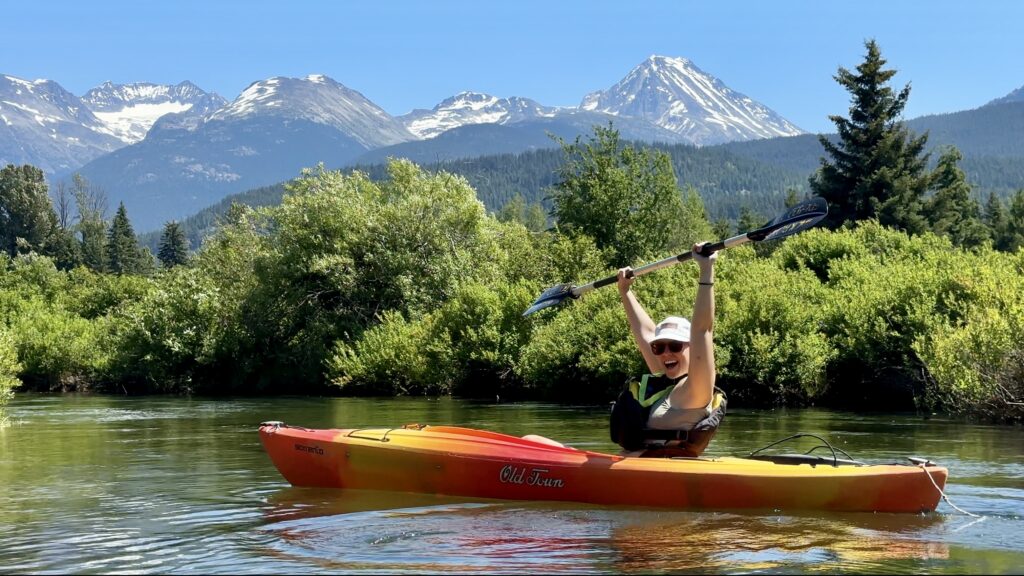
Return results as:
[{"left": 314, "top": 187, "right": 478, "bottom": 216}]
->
[{"left": 2, "top": 60, "right": 1021, "bottom": 234}]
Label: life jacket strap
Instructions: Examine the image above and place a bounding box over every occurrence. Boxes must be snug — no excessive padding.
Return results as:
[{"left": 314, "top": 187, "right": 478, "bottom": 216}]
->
[{"left": 635, "top": 373, "right": 675, "bottom": 408}]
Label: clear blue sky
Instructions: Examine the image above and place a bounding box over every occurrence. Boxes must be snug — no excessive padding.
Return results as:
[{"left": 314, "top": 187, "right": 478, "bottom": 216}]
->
[{"left": 5, "top": 0, "right": 1023, "bottom": 134}]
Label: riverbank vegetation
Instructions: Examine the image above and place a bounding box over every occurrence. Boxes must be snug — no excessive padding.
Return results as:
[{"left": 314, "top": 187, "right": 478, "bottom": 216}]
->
[{"left": 1, "top": 41, "right": 1022, "bottom": 422}]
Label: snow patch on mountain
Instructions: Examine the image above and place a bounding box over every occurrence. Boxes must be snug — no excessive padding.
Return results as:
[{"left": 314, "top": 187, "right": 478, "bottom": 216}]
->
[
  {"left": 81, "top": 81, "right": 226, "bottom": 143},
  {"left": 91, "top": 102, "right": 193, "bottom": 142}
]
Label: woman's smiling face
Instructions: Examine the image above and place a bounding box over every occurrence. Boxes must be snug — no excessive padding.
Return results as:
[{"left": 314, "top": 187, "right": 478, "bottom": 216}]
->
[{"left": 651, "top": 340, "right": 690, "bottom": 378}]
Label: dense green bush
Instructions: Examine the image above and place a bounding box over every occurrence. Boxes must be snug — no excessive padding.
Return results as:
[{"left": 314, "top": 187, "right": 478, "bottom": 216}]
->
[
  {"left": 0, "top": 255, "right": 134, "bottom": 390},
  {"left": 912, "top": 248, "right": 1024, "bottom": 418},
  {"left": 328, "top": 282, "right": 537, "bottom": 397},
  {"left": 6, "top": 297, "right": 111, "bottom": 389},
  {"left": 515, "top": 265, "right": 696, "bottom": 400},
  {"left": 108, "top": 267, "right": 227, "bottom": 393},
  {"left": 328, "top": 309, "right": 436, "bottom": 396},
  {"left": 811, "top": 225, "right": 974, "bottom": 407},
  {"left": 0, "top": 327, "right": 20, "bottom": 419},
  {"left": 714, "top": 250, "right": 835, "bottom": 405}
]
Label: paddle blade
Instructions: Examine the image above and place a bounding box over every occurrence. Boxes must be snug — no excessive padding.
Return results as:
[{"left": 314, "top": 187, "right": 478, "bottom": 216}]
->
[
  {"left": 748, "top": 197, "right": 828, "bottom": 242},
  {"left": 523, "top": 283, "right": 577, "bottom": 316}
]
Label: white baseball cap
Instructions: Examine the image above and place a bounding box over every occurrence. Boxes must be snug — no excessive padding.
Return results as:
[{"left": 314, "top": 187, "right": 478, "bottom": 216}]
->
[{"left": 653, "top": 316, "right": 691, "bottom": 343}]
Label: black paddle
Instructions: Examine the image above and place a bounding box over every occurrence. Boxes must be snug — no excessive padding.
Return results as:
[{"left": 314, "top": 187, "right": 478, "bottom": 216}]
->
[{"left": 523, "top": 196, "right": 828, "bottom": 316}]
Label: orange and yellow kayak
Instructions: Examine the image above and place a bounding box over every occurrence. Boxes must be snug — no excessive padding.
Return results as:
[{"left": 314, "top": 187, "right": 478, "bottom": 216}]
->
[{"left": 258, "top": 422, "right": 948, "bottom": 514}]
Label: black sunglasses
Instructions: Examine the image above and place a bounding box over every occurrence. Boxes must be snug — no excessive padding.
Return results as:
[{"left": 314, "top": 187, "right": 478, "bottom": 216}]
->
[{"left": 651, "top": 341, "right": 687, "bottom": 355}]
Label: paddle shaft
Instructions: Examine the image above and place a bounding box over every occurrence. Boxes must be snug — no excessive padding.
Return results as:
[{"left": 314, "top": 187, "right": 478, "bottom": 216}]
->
[
  {"left": 577, "top": 232, "right": 750, "bottom": 297},
  {"left": 521, "top": 197, "right": 828, "bottom": 316}
]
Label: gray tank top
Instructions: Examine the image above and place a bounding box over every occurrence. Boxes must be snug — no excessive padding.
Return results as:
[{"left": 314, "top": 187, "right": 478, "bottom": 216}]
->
[{"left": 646, "top": 389, "right": 713, "bottom": 430}]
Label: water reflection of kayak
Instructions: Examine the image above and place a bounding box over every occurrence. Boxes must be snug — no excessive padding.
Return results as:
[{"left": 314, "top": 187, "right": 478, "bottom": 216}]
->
[
  {"left": 263, "top": 486, "right": 496, "bottom": 522},
  {"left": 258, "top": 422, "right": 948, "bottom": 514},
  {"left": 608, "top": 513, "right": 950, "bottom": 573}
]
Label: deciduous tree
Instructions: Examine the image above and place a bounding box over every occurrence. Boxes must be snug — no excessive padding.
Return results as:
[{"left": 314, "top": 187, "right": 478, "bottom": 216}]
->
[
  {"left": 550, "top": 125, "right": 700, "bottom": 267},
  {"left": 0, "top": 164, "right": 58, "bottom": 257}
]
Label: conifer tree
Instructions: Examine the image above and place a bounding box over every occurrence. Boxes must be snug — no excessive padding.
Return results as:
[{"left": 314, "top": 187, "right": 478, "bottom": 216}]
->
[
  {"left": 1006, "top": 189, "right": 1024, "bottom": 252},
  {"left": 497, "top": 195, "right": 527, "bottom": 224},
  {"left": 924, "top": 147, "right": 989, "bottom": 248},
  {"left": 737, "top": 205, "right": 765, "bottom": 232},
  {"left": 107, "top": 202, "right": 143, "bottom": 274},
  {"left": 711, "top": 218, "right": 732, "bottom": 240},
  {"left": 984, "top": 191, "right": 1011, "bottom": 251},
  {"left": 784, "top": 188, "right": 801, "bottom": 209},
  {"left": 50, "top": 229, "right": 83, "bottom": 270},
  {"left": 157, "top": 220, "right": 190, "bottom": 268},
  {"left": 810, "top": 40, "right": 931, "bottom": 233}
]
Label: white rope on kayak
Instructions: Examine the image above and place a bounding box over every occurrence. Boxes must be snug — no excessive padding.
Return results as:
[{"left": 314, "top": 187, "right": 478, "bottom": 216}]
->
[{"left": 919, "top": 463, "right": 982, "bottom": 518}]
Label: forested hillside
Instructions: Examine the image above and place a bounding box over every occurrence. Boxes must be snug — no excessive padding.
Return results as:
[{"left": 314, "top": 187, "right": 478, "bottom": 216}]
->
[
  {"left": 141, "top": 142, "right": 808, "bottom": 252},
  {"left": 718, "top": 101, "right": 1024, "bottom": 193},
  {"left": 141, "top": 101, "right": 1024, "bottom": 254}
]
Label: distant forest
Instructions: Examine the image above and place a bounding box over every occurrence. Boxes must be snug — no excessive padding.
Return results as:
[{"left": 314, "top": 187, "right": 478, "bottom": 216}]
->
[
  {"left": 141, "top": 126, "right": 1024, "bottom": 254},
  {"left": 139, "top": 141, "right": 811, "bottom": 252}
]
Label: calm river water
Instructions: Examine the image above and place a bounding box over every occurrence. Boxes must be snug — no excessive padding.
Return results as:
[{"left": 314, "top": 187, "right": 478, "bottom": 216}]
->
[{"left": 1, "top": 394, "right": 1022, "bottom": 574}]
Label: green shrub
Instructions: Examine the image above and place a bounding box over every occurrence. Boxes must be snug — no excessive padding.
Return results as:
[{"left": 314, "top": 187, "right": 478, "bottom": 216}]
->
[
  {"left": 328, "top": 281, "right": 538, "bottom": 397},
  {"left": 0, "top": 327, "right": 21, "bottom": 419},
  {"left": 913, "top": 248, "right": 1024, "bottom": 420},
  {"left": 108, "top": 267, "right": 231, "bottom": 393},
  {"left": 6, "top": 296, "right": 110, "bottom": 390},
  {"left": 715, "top": 257, "right": 835, "bottom": 405},
  {"left": 328, "top": 310, "right": 437, "bottom": 396}
]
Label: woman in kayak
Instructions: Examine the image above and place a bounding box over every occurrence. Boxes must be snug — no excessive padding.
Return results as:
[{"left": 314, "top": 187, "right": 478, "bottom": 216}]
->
[
  {"left": 609, "top": 241, "right": 725, "bottom": 457},
  {"left": 525, "top": 242, "right": 724, "bottom": 455}
]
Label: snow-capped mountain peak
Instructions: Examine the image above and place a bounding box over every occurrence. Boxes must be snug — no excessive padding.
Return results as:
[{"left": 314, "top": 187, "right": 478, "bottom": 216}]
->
[
  {"left": 80, "top": 80, "right": 226, "bottom": 144},
  {"left": 580, "top": 54, "right": 803, "bottom": 145},
  {"left": 399, "top": 91, "right": 558, "bottom": 139},
  {"left": 208, "top": 74, "right": 414, "bottom": 148},
  {"left": 0, "top": 73, "right": 122, "bottom": 173}
]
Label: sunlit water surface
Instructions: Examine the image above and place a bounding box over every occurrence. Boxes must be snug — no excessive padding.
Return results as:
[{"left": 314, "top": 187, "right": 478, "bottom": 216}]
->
[{"left": 1, "top": 394, "right": 1021, "bottom": 574}]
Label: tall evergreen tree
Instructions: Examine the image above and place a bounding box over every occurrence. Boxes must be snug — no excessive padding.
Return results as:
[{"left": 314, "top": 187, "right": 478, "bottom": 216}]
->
[
  {"left": 810, "top": 40, "right": 931, "bottom": 233},
  {"left": 496, "top": 194, "right": 527, "bottom": 224},
  {"left": 107, "top": 202, "right": 143, "bottom": 274},
  {"left": 924, "top": 147, "right": 990, "bottom": 248},
  {"left": 711, "top": 218, "right": 732, "bottom": 240},
  {"left": 675, "top": 185, "right": 714, "bottom": 252},
  {"left": 157, "top": 220, "right": 190, "bottom": 268},
  {"left": 1006, "top": 189, "right": 1024, "bottom": 253},
  {"left": 984, "top": 191, "right": 1011, "bottom": 251},
  {"left": 50, "top": 229, "right": 83, "bottom": 270},
  {"left": 736, "top": 205, "right": 765, "bottom": 232},
  {"left": 784, "top": 188, "right": 801, "bottom": 209},
  {"left": 0, "top": 164, "right": 59, "bottom": 257}
]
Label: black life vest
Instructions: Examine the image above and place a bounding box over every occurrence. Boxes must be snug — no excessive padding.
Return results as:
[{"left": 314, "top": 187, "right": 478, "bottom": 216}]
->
[{"left": 609, "top": 373, "right": 727, "bottom": 457}]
